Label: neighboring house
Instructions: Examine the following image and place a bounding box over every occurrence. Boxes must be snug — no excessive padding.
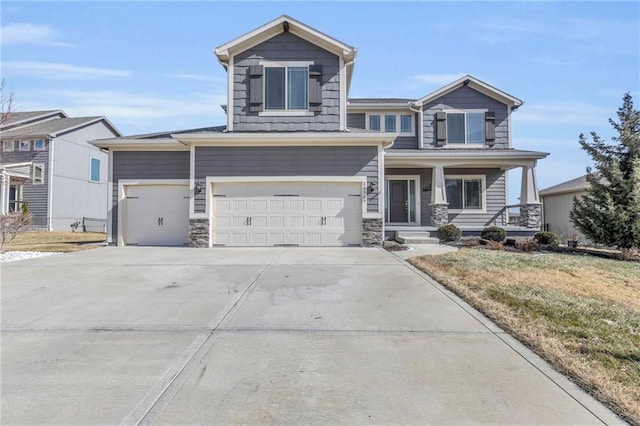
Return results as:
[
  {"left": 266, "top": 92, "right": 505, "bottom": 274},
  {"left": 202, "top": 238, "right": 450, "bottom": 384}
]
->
[
  {"left": 93, "top": 15, "right": 548, "bottom": 248},
  {"left": 539, "top": 174, "right": 590, "bottom": 243},
  {"left": 0, "top": 110, "right": 121, "bottom": 231}
]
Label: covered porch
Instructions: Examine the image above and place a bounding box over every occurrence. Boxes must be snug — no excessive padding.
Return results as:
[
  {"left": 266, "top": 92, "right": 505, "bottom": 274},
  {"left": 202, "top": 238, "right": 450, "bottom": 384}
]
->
[
  {"left": 0, "top": 162, "right": 32, "bottom": 214},
  {"left": 382, "top": 150, "right": 547, "bottom": 239}
]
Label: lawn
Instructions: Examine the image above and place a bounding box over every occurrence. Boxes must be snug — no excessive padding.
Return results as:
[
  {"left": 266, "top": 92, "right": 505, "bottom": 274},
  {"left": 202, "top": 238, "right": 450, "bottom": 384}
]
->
[
  {"left": 4, "top": 231, "right": 106, "bottom": 253},
  {"left": 409, "top": 249, "right": 640, "bottom": 425}
]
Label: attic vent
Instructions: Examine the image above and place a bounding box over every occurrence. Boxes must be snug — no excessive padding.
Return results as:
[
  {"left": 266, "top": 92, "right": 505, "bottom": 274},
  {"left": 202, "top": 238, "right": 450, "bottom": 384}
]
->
[{"left": 283, "top": 21, "right": 289, "bottom": 32}]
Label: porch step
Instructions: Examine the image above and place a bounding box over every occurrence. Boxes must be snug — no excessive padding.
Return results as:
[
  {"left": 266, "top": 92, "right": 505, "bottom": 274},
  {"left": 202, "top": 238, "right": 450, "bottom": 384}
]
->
[{"left": 395, "top": 231, "right": 439, "bottom": 245}]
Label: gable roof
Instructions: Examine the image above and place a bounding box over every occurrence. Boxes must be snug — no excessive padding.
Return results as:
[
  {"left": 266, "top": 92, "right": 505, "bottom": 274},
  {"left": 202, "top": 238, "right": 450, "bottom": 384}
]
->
[
  {"left": 0, "top": 110, "right": 67, "bottom": 130},
  {"left": 0, "top": 116, "right": 121, "bottom": 139},
  {"left": 539, "top": 174, "right": 590, "bottom": 196},
  {"left": 412, "top": 75, "right": 523, "bottom": 110},
  {"left": 215, "top": 15, "right": 357, "bottom": 93}
]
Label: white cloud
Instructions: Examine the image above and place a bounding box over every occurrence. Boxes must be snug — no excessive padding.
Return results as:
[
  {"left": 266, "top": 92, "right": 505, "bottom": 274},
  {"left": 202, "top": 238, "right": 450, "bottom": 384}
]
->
[
  {"left": 413, "top": 73, "right": 465, "bottom": 86},
  {"left": 513, "top": 103, "right": 611, "bottom": 125},
  {"left": 166, "top": 73, "right": 222, "bottom": 83},
  {"left": 2, "top": 61, "right": 130, "bottom": 79},
  {"left": 1, "top": 23, "right": 75, "bottom": 47}
]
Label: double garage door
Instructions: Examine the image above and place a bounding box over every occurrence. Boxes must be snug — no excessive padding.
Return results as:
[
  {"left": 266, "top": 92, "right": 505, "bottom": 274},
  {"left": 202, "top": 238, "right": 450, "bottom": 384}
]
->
[{"left": 123, "top": 181, "right": 362, "bottom": 247}]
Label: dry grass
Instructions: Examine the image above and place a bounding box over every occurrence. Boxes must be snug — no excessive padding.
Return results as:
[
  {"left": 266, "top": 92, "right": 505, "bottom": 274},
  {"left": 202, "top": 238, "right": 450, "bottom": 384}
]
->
[
  {"left": 5, "top": 231, "right": 106, "bottom": 253},
  {"left": 409, "top": 249, "right": 640, "bottom": 425}
]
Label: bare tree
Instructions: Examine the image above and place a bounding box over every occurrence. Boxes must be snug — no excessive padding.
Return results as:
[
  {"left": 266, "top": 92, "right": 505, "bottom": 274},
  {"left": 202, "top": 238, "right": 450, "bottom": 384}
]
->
[{"left": 0, "top": 78, "right": 16, "bottom": 129}]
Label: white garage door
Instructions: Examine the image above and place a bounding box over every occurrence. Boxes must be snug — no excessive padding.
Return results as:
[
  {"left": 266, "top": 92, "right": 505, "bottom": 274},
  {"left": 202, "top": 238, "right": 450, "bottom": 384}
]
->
[
  {"left": 124, "top": 185, "right": 189, "bottom": 246},
  {"left": 212, "top": 181, "right": 362, "bottom": 246}
]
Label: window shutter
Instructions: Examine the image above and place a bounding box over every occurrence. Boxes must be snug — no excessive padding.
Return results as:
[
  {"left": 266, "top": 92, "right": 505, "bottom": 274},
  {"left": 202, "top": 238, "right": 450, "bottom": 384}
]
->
[
  {"left": 485, "top": 111, "right": 496, "bottom": 145},
  {"left": 308, "top": 64, "right": 322, "bottom": 112},
  {"left": 248, "top": 65, "right": 264, "bottom": 113},
  {"left": 435, "top": 112, "right": 447, "bottom": 146}
]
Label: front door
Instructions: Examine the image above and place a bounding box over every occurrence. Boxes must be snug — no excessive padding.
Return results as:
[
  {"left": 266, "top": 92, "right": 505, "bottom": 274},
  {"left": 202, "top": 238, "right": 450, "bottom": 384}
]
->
[{"left": 389, "top": 180, "right": 408, "bottom": 222}]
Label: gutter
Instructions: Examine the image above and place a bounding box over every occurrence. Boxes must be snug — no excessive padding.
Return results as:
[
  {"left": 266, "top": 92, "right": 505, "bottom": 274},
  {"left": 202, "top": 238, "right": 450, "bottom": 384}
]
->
[{"left": 408, "top": 102, "right": 423, "bottom": 149}]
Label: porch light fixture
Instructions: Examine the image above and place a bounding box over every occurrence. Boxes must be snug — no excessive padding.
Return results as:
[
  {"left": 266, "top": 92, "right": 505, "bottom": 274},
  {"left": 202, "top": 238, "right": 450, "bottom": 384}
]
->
[
  {"left": 368, "top": 181, "right": 378, "bottom": 194},
  {"left": 195, "top": 181, "right": 204, "bottom": 194}
]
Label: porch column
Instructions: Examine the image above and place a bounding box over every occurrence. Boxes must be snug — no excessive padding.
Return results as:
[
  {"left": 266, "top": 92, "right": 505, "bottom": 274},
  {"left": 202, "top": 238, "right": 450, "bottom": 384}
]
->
[
  {"left": 519, "top": 165, "right": 542, "bottom": 229},
  {"left": 430, "top": 165, "right": 449, "bottom": 227},
  {"left": 0, "top": 173, "right": 9, "bottom": 214}
]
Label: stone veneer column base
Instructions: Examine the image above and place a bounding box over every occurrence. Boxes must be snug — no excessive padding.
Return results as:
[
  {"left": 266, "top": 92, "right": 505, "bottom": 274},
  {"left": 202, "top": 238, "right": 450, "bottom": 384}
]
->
[
  {"left": 430, "top": 204, "right": 449, "bottom": 227},
  {"left": 189, "top": 218, "right": 210, "bottom": 247},
  {"left": 519, "top": 204, "right": 542, "bottom": 229},
  {"left": 362, "top": 218, "right": 383, "bottom": 247}
]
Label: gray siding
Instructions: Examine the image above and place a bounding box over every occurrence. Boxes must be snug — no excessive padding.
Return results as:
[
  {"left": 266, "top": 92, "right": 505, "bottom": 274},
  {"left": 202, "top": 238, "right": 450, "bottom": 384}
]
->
[
  {"left": 445, "top": 168, "right": 506, "bottom": 226},
  {"left": 110, "top": 151, "right": 190, "bottom": 241},
  {"left": 233, "top": 32, "right": 341, "bottom": 132},
  {"left": 422, "top": 86, "right": 509, "bottom": 149},
  {"left": 194, "top": 146, "right": 378, "bottom": 213},
  {"left": 1, "top": 143, "right": 50, "bottom": 227},
  {"left": 385, "top": 168, "right": 432, "bottom": 225},
  {"left": 347, "top": 113, "right": 365, "bottom": 129}
]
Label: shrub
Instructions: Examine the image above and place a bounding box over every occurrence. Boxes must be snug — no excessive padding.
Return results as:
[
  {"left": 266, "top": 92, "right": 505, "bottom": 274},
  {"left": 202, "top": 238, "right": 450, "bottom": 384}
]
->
[
  {"left": 516, "top": 239, "right": 539, "bottom": 252},
  {"left": 437, "top": 224, "right": 461, "bottom": 242},
  {"left": 534, "top": 231, "right": 562, "bottom": 245},
  {"left": 0, "top": 212, "right": 31, "bottom": 253},
  {"left": 481, "top": 226, "right": 506, "bottom": 242},
  {"left": 486, "top": 240, "right": 504, "bottom": 251}
]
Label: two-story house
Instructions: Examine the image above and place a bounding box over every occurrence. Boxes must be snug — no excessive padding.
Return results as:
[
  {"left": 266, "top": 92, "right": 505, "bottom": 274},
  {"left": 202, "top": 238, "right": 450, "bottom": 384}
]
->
[
  {"left": 0, "top": 110, "right": 121, "bottom": 231},
  {"left": 94, "top": 15, "right": 547, "bottom": 247}
]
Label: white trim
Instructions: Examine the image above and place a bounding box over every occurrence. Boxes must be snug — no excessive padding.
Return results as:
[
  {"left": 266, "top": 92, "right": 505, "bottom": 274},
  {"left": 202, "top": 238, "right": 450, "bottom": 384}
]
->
[
  {"left": 507, "top": 105, "right": 512, "bottom": 147},
  {"left": 377, "top": 143, "right": 385, "bottom": 220},
  {"left": 414, "top": 75, "right": 523, "bottom": 109},
  {"left": 107, "top": 149, "right": 113, "bottom": 244},
  {"left": 33, "top": 139, "right": 46, "bottom": 151},
  {"left": 227, "top": 56, "right": 234, "bottom": 132},
  {"left": 32, "top": 163, "right": 45, "bottom": 185},
  {"left": 365, "top": 112, "right": 415, "bottom": 136},
  {"left": 259, "top": 111, "right": 314, "bottom": 117},
  {"left": 3, "top": 140, "right": 14, "bottom": 152},
  {"left": 444, "top": 174, "right": 487, "bottom": 213},
  {"left": 117, "top": 179, "right": 190, "bottom": 247},
  {"left": 339, "top": 56, "right": 346, "bottom": 131},
  {"left": 189, "top": 144, "right": 195, "bottom": 216},
  {"left": 384, "top": 175, "right": 421, "bottom": 225},
  {"left": 47, "top": 139, "right": 54, "bottom": 231},
  {"left": 18, "top": 140, "right": 30, "bottom": 151},
  {"left": 259, "top": 60, "right": 313, "bottom": 67}
]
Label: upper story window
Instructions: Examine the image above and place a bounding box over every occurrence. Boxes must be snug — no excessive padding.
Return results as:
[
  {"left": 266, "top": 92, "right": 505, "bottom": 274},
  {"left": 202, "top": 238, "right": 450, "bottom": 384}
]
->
[
  {"left": 265, "top": 66, "right": 308, "bottom": 110},
  {"left": 34, "top": 139, "right": 46, "bottom": 150},
  {"left": 436, "top": 110, "right": 494, "bottom": 146},
  {"left": 19, "top": 140, "right": 30, "bottom": 151},
  {"left": 250, "top": 61, "right": 321, "bottom": 116},
  {"left": 33, "top": 164, "right": 44, "bottom": 185},
  {"left": 3, "top": 141, "right": 14, "bottom": 152},
  {"left": 90, "top": 157, "right": 100, "bottom": 183},
  {"left": 366, "top": 113, "right": 413, "bottom": 135}
]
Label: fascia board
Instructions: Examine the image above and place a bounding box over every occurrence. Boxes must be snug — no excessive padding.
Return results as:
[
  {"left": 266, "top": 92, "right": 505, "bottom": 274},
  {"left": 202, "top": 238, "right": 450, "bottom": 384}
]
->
[
  {"left": 172, "top": 132, "right": 395, "bottom": 147},
  {"left": 414, "top": 75, "right": 523, "bottom": 108},
  {"left": 385, "top": 150, "right": 548, "bottom": 161},
  {"left": 90, "top": 138, "right": 187, "bottom": 149}
]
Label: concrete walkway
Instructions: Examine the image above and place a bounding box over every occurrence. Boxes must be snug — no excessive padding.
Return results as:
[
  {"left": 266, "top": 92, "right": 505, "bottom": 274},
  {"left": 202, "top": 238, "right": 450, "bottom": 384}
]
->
[{"left": 1, "top": 247, "right": 623, "bottom": 425}]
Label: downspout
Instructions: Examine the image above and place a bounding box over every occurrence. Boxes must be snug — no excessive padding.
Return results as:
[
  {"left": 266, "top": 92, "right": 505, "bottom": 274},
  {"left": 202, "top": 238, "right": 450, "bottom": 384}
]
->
[
  {"left": 408, "top": 102, "right": 423, "bottom": 149},
  {"left": 343, "top": 58, "right": 356, "bottom": 131},
  {"left": 47, "top": 134, "right": 54, "bottom": 231},
  {"left": 217, "top": 56, "right": 230, "bottom": 133}
]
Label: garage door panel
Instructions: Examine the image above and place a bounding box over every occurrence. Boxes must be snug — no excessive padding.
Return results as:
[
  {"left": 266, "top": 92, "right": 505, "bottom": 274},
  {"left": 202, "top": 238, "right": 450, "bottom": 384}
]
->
[
  {"left": 212, "top": 182, "right": 363, "bottom": 247},
  {"left": 125, "top": 185, "right": 189, "bottom": 246}
]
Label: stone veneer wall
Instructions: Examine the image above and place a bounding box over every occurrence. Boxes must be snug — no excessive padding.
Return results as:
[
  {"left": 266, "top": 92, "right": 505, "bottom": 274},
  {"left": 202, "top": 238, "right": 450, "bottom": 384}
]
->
[
  {"left": 519, "top": 204, "right": 542, "bottom": 229},
  {"left": 189, "top": 219, "right": 210, "bottom": 247},
  {"left": 430, "top": 204, "right": 449, "bottom": 227},
  {"left": 362, "top": 218, "right": 383, "bottom": 247}
]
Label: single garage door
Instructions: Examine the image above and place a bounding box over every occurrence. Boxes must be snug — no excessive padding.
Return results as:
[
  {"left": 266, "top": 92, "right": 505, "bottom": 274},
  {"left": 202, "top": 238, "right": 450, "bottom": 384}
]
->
[
  {"left": 124, "top": 185, "right": 189, "bottom": 246},
  {"left": 212, "top": 181, "right": 362, "bottom": 246}
]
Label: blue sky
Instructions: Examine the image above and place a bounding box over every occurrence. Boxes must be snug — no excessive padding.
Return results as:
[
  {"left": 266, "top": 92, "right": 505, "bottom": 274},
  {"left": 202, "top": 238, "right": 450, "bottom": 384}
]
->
[{"left": 1, "top": 1, "right": 638, "bottom": 202}]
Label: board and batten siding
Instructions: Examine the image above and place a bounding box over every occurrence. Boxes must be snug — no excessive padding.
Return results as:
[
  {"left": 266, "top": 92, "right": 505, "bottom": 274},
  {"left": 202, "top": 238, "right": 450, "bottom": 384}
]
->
[
  {"left": 233, "top": 32, "right": 340, "bottom": 132},
  {"left": 446, "top": 168, "right": 506, "bottom": 226},
  {"left": 110, "top": 151, "right": 190, "bottom": 241},
  {"left": 1, "top": 144, "right": 50, "bottom": 227},
  {"left": 194, "top": 146, "right": 379, "bottom": 213},
  {"left": 422, "top": 86, "right": 509, "bottom": 149}
]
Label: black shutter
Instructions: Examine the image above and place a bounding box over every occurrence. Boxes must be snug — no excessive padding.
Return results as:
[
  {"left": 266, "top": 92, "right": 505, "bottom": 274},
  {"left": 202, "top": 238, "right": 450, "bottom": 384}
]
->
[
  {"left": 248, "top": 65, "right": 263, "bottom": 113},
  {"left": 308, "top": 64, "right": 322, "bottom": 112},
  {"left": 435, "top": 112, "right": 447, "bottom": 146},
  {"left": 485, "top": 111, "right": 496, "bottom": 145}
]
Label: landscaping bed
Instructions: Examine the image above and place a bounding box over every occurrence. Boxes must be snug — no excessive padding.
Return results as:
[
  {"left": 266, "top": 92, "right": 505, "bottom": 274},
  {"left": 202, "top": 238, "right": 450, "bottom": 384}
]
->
[{"left": 409, "top": 249, "right": 640, "bottom": 425}]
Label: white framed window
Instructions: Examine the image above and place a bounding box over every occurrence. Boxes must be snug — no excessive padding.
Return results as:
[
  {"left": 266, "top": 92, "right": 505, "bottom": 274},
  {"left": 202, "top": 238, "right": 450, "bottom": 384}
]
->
[
  {"left": 365, "top": 113, "right": 414, "bottom": 135},
  {"left": 34, "top": 139, "right": 46, "bottom": 150},
  {"left": 19, "top": 140, "right": 30, "bottom": 151},
  {"left": 369, "top": 115, "right": 381, "bottom": 131},
  {"left": 89, "top": 157, "right": 100, "bottom": 183},
  {"left": 3, "top": 141, "right": 14, "bottom": 152},
  {"left": 445, "top": 175, "right": 486, "bottom": 212},
  {"left": 33, "top": 163, "right": 45, "bottom": 185},
  {"left": 262, "top": 61, "right": 310, "bottom": 111},
  {"left": 446, "top": 111, "right": 485, "bottom": 144}
]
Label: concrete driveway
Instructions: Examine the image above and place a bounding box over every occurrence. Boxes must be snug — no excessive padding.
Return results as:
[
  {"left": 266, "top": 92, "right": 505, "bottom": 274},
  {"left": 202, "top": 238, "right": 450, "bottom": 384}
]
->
[{"left": 1, "top": 247, "right": 622, "bottom": 425}]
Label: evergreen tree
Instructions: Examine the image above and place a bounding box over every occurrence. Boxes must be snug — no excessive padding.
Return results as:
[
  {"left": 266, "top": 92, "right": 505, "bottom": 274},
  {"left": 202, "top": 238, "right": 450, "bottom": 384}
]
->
[{"left": 570, "top": 93, "right": 640, "bottom": 255}]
